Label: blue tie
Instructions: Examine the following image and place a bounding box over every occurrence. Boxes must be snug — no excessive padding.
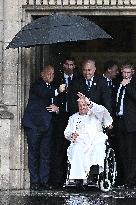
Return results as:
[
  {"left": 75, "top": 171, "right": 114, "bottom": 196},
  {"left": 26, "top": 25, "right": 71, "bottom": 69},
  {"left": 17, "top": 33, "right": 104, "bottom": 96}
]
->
[
  {"left": 68, "top": 76, "right": 71, "bottom": 87},
  {"left": 87, "top": 80, "right": 91, "bottom": 89}
]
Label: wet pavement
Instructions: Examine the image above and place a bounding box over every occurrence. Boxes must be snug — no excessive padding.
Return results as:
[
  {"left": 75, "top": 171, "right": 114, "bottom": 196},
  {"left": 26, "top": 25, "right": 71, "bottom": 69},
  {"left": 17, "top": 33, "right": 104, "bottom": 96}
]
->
[{"left": 1, "top": 186, "right": 136, "bottom": 205}]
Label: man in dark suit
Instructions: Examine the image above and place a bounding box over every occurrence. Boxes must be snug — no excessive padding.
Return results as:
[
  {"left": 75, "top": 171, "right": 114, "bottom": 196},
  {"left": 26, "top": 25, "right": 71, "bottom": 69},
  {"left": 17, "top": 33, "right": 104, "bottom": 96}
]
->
[
  {"left": 69, "top": 59, "right": 112, "bottom": 114},
  {"left": 102, "top": 61, "right": 119, "bottom": 148},
  {"left": 114, "top": 63, "right": 136, "bottom": 187},
  {"left": 22, "top": 65, "right": 65, "bottom": 190},
  {"left": 103, "top": 60, "right": 119, "bottom": 116},
  {"left": 50, "top": 57, "right": 80, "bottom": 188}
]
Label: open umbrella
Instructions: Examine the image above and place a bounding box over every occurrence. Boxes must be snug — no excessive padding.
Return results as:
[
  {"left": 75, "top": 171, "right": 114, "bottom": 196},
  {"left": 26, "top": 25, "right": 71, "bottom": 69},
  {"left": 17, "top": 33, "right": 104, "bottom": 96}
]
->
[{"left": 6, "top": 13, "right": 112, "bottom": 49}]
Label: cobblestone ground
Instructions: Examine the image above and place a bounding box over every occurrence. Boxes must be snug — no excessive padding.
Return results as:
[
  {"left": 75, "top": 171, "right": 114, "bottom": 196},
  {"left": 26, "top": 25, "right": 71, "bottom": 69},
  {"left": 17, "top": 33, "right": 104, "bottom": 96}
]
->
[{"left": 0, "top": 186, "right": 136, "bottom": 205}]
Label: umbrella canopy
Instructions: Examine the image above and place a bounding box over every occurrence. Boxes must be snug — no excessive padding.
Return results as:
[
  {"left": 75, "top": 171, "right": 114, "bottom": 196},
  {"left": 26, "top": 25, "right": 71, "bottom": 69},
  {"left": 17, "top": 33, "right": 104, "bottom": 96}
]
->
[{"left": 6, "top": 14, "right": 112, "bottom": 49}]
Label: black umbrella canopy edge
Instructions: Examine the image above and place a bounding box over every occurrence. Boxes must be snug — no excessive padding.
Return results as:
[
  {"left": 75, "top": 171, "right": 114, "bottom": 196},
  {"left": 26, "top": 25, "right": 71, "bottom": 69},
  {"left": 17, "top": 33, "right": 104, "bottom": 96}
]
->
[{"left": 6, "top": 13, "right": 113, "bottom": 49}]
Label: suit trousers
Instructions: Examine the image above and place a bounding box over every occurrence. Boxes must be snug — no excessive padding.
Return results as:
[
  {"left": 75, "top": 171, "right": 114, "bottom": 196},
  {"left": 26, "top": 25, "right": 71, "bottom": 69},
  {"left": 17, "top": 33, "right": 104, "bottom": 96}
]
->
[
  {"left": 115, "top": 117, "right": 136, "bottom": 185},
  {"left": 26, "top": 126, "right": 52, "bottom": 185},
  {"left": 50, "top": 113, "right": 70, "bottom": 186}
]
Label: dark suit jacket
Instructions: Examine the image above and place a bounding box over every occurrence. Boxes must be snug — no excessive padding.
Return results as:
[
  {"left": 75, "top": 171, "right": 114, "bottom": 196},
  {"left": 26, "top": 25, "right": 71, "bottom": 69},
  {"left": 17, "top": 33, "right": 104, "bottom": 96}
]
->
[
  {"left": 53, "top": 71, "right": 80, "bottom": 114},
  {"left": 103, "top": 77, "right": 119, "bottom": 118},
  {"left": 22, "top": 78, "right": 56, "bottom": 131},
  {"left": 117, "top": 75, "right": 136, "bottom": 132},
  {"left": 69, "top": 74, "right": 112, "bottom": 114}
]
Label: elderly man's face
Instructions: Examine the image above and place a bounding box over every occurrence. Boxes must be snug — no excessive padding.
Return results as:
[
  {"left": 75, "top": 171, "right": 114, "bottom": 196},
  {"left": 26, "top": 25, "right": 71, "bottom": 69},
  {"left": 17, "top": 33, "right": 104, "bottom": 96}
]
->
[
  {"left": 41, "top": 67, "right": 54, "bottom": 83},
  {"left": 63, "top": 60, "right": 75, "bottom": 75},
  {"left": 78, "top": 100, "right": 89, "bottom": 115},
  {"left": 82, "top": 61, "right": 96, "bottom": 80}
]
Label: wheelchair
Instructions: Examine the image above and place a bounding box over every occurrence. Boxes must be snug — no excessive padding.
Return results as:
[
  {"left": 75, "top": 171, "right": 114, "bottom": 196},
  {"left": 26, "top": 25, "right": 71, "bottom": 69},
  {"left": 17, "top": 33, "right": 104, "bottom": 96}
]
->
[{"left": 64, "top": 139, "right": 117, "bottom": 192}]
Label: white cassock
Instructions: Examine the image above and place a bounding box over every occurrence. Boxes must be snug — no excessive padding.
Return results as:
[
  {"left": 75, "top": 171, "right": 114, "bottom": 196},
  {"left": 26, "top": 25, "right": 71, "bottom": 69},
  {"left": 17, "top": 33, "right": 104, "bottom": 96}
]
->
[{"left": 64, "top": 102, "right": 113, "bottom": 180}]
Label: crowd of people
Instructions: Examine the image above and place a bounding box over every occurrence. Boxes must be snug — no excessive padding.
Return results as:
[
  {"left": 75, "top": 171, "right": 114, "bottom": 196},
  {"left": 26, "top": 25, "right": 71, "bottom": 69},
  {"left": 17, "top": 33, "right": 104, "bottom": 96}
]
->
[{"left": 22, "top": 57, "right": 136, "bottom": 190}]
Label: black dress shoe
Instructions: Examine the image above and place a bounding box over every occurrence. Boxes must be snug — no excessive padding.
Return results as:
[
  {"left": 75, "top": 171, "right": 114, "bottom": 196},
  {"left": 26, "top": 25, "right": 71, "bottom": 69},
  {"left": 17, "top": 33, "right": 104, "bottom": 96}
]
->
[
  {"left": 75, "top": 179, "right": 83, "bottom": 188},
  {"left": 52, "top": 184, "right": 63, "bottom": 189},
  {"left": 30, "top": 183, "right": 40, "bottom": 191},
  {"left": 124, "top": 183, "right": 136, "bottom": 189},
  {"left": 40, "top": 183, "right": 52, "bottom": 190}
]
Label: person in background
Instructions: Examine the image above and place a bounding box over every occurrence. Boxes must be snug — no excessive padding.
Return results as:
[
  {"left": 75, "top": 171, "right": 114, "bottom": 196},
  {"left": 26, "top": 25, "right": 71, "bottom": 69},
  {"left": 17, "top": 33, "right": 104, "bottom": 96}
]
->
[
  {"left": 50, "top": 57, "right": 80, "bottom": 188},
  {"left": 22, "top": 65, "right": 65, "bottom": 191},
  {"left": 114, "top": 63, "right": 136, "bottom": 187},
  {"left": 103, "top": 60, "right": 119, "bottom": 114},
  {"left": 69, "top": 59, "right": 112, "bottom": 115}
]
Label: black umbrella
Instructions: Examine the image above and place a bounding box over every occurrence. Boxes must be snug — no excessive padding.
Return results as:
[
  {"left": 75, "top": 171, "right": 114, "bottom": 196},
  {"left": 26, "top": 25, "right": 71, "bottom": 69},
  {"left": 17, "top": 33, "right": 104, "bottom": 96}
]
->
[{"left": 6, "top": 14, "right": 112, "bottom": 49}]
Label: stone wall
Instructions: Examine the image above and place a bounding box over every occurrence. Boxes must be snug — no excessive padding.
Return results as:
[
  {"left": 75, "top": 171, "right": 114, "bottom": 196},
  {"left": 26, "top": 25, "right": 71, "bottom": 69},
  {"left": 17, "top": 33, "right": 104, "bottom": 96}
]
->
[
  {"left": 0, "top": 0, "right": 136, "bottom": 190},
  {"left": 0, "top": 0, "right": 26, "bottom": 189}
]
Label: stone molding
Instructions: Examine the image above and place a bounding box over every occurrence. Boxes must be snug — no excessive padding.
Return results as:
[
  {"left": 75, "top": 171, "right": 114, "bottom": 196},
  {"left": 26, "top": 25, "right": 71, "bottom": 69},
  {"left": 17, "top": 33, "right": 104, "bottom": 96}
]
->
[{"left": 0, "top": 101, "right": 14, "bottom": 119}]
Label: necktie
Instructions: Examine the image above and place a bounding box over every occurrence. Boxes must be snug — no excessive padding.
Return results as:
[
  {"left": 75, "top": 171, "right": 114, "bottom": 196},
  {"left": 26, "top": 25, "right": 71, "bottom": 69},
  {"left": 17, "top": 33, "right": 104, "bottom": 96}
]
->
[
  {"left": 68, "top": 76, "right": 71, "bottom": 87},
  {"left": 108, "top": 80, "right": 112, "bottom": 87},
  {"left": 116, "top": 86, "right": 125, "bottom": 114},
  {"left": 87, "top": 80, "right": 91, "bottom": 89}
]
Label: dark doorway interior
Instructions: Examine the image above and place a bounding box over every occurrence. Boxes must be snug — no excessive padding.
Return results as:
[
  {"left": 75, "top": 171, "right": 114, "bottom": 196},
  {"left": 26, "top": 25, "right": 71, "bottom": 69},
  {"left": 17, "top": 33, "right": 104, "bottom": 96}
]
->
[{"left": 33, "top": 16, "right": 136, "bottom": 82}]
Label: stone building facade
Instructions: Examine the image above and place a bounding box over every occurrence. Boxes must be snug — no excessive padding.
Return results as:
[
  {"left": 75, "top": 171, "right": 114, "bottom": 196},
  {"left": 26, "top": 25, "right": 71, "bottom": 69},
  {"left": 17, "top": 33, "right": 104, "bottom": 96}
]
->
[{"left": 0, "top": 0, "right": 136, "bottom": 190}]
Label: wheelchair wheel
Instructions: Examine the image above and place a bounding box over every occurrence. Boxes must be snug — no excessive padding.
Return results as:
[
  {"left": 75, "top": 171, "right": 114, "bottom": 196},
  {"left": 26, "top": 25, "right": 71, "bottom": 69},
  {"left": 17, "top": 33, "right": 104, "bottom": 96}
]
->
[
  {"left": 98, "top": 147, "right": 116, "bottom": 192},
  {"left": 99, "top": 174, "right": 111, "bottom": 192},
  {"left": 105, "top": 147, "right": 117, "bottom": 186}
]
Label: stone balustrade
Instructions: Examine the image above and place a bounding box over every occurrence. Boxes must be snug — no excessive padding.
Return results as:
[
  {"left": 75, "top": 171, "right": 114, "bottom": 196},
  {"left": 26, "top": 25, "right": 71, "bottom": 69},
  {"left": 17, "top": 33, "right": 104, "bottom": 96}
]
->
[{"left": 24, "top": 0, "right": 136, "bottom": 6}]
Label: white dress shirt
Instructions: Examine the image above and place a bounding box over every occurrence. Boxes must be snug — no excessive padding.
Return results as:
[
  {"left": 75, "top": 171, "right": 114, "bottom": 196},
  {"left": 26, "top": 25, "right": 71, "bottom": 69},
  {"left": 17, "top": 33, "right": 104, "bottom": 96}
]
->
[
  {"left": 64, "top": 73, "right": 73, "bottom": 88},
  {"left": 116, "top": 84, "right": 126, "bottom": 116}
]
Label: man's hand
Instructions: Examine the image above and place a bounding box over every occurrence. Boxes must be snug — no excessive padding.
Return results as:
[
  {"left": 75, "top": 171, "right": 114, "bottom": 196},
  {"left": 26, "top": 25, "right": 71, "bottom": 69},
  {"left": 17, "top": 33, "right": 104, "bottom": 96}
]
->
[
  {"left": 46, "top": 104, "right": 59, "bottom": 112},
  {"left": 71, "top": 131, "right": 79, "bottom": 143},
  {"left": 121, "top": 78, "right": 130, "bottom": 86},
  {"left": 77, "top": 92, "right": 86, "bottom": 100},
  {"left": 107, "top": 124, "right": 113, "bottom": 130},
  {"left": 77, "top": 92, "right": 91, "bottom": 106},
  {"left": 58, "top": 84, "right": 66, "bottom": 93}
]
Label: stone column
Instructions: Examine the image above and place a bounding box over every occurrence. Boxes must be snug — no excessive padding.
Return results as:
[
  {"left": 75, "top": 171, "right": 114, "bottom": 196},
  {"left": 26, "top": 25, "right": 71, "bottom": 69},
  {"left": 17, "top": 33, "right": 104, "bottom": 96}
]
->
[
  {"left": 0, "top": 0, "right": 4, "bottom": 101},
  {"left": 0, "top": 102, "right": 14, "bottom": 190},
  {"left": 2, "top": 0, "right": 24, "bottom": 189}
]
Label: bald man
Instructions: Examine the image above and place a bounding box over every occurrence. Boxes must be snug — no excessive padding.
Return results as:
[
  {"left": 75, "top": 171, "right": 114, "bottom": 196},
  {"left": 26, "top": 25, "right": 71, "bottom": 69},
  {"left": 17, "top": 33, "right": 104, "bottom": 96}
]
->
[
  {"left": 22, "top": 65, "right": 65, "bottom": 191},
  {"left": 69, "top": 59, "right": 112, "bottom": 114}
]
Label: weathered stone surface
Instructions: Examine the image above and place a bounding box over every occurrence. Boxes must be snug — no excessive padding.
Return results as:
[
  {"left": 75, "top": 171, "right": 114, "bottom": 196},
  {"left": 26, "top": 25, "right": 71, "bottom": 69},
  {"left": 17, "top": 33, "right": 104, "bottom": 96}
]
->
[
  {"left": 4, "top": 22, "right": 21, "bottom": 43},
  {"left": 96, "top": 0, "right": 103, "bottom": 5},
  {"left": 0, "top": 102, "right": 14, "bottom": 119},
  {"left": 42, "top": 0, "right": 49, "bottom": 5},
  {"left": 110, "top": 0, "right": 117, "bottom": 5},
  {"left": 118, "top": 0, "right": 124, "bottom": 5},
  {"left": 0, "top": 118, "right": 12, "bottom": 190},
  {"left": 0, "top": 0, "right": 3, "bottom": 21},
  {"left": 124, "top": 0, "right": 131, "bottom": 5},
  {"left": 35, "top": 0, "right": 42, "bottom": 4},
  {"left": 24, "top": 170, "right": 30, "bottom": 189},
  {"left": 28, "top": 0, "right": 35, "bottom": 5},
  {"left": 84, "top": 0, "right": 89, "bottom": 5},
  {"left": 131, "top": 0, "right": 136, "bottom": 5},
  {"left": 0, "top": 42, "right": 3, "bottom": 62},
  {"left": 3, "top": 84, "right": 17, "bottom": 106},
  {"left": 9, "top": 170, "right": 22, "bottom": 189},
  {"left": 0, "top": 21, "right": 3, "bottom": 42},
  {"left": 4, "top": 0, "right": 19, "bottom": 22}
]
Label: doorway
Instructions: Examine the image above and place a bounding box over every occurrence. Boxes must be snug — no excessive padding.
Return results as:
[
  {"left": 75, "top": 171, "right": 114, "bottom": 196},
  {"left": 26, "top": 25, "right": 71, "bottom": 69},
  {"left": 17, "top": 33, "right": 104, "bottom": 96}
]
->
[{"left": 32, "top": 15, "right": 136, "bottom": 83}]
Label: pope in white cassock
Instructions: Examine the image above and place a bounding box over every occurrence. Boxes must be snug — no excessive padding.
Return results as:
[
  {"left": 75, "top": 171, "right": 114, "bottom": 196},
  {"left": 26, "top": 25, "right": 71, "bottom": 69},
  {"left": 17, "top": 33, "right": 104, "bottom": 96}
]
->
[{"left": 64, "top": 92, "right": 113, "bottom": 180}]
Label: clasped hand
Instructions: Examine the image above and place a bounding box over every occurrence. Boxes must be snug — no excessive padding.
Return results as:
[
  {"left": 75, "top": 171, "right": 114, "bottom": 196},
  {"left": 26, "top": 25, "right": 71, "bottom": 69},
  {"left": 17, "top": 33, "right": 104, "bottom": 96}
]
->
[
  {"left": 71, "top": 131, "right": 79, "bottom": 143},
  {"left": 46, "top": 104, "right": 59, "bottom": 112},
  {"left": 58, "top": 84, "right": 66, "bottom": 93}
]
